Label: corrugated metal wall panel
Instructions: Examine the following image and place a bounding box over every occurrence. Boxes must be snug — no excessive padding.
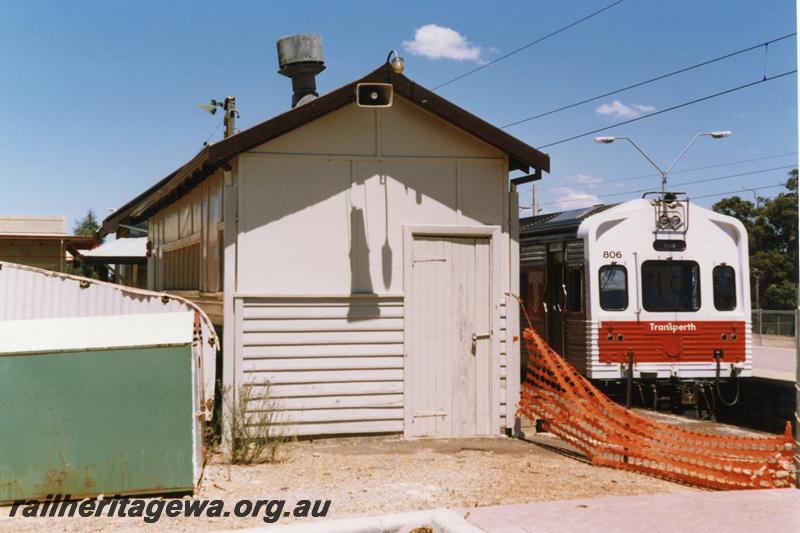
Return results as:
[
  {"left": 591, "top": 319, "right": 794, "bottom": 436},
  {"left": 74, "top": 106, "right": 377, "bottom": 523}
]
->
[
  {"left": 565, "top": 240, "right": 585, "bottom": 265},
  {"left": 0, "top": 261, "right": 218, "bottom": 406},
  {"left": 237, "top": 295, "right": 404, "bottom": 436},
  {"left": 520, "top": 242, "right": 546, "bottom": 267}
]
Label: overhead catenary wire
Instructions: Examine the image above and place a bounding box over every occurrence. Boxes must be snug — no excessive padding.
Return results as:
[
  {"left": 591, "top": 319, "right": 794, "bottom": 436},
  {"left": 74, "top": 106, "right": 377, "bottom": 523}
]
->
[
  {"left": 536, "top": 69, "right": 798, "bottom": 149},
  {"left": 432, "top": 0, "right": 626, "bottom": 91},
  {"left": 501, "top": 32, "right": 796, "bottom": 129},
  {"left": 539, "top": 151, "right": 798, "bottom": 192},
  {"left": 692, "top": 183, "right": 787, "bottom": 200},
  {"left": 538, "top": 165, "right": 795, "bottom": 207},
  {"left": 522, "top": 183, "right": 788, "bottom": 212},
  {"left": 670, "top": 164, "right": 794, "bottom": 188}
]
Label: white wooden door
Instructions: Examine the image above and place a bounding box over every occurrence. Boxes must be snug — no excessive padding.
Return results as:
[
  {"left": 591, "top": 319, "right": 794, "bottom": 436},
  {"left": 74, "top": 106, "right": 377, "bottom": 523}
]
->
[{"left": 406, "top": 235, "right": 492, "bottom": 437}]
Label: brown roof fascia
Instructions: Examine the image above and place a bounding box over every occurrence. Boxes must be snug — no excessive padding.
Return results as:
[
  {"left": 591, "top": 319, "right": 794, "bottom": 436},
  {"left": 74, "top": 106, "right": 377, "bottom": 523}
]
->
[
  {"left": 205, "top": 65, "right": 550, "bottom": 173},
  {"left": 112, "top": 64, "right": 550, "bottom": 227},
  {"left": 129, "top": 149, "right": 211, "bottom": 221},
  {"left": 0, "top": 235, "right": 97, "bottom": 248},
  {"left": 510, "top": 169, "right": 543, "bottom": 186},
  {"left": 100, "top": 166, "right": 183, "bottom": 236},
  {"left": 127, "top": 72, "right": 378, "bottom": 225}
]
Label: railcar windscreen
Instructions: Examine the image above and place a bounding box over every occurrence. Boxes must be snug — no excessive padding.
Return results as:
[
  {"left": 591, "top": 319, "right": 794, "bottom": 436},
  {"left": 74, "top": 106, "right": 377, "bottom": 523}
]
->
[
  {"left": 713, "top": 265, "right": 736, "bottom": 311},
  {"left": 642, "top": 260, "right": 701, "bottom": 312},
  {"left": 599, "top": 265, "right": 628, "bottom": 311}
]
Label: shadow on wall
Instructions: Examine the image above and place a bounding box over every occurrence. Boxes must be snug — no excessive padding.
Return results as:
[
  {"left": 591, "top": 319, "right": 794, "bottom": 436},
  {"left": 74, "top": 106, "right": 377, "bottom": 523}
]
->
[
  {"left": 348, "top": 206, "right": 380, "bottom": 321},
  {"left": 382, "top": 175, "right": 393, "bottom": 290},
  {"left": 239, "top": 158, "right": 503, "bottom": 312}
]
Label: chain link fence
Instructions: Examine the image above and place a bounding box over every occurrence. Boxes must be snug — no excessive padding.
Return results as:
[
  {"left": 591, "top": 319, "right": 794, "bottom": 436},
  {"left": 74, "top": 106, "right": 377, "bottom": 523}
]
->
[{"left": 752, "top": 309, "right": 796, "bottom": 346}]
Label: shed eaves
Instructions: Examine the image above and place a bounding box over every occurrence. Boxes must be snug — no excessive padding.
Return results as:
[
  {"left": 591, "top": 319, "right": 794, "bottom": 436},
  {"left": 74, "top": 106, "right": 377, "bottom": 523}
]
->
[{"left": 102, "top": 64, "right": 550, "bottom": 235}]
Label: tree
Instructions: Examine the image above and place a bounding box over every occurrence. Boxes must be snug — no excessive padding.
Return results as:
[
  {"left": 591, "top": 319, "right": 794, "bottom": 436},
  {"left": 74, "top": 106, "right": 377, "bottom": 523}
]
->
[
  {"left": 66, "top": 210, "right": 103, "bottom": 279},
  {"left": 712, "top": 169, "right": 798, "bottom": 309},
  {"left": 73, "top": 210, "right": 101, "bottom": 239}
]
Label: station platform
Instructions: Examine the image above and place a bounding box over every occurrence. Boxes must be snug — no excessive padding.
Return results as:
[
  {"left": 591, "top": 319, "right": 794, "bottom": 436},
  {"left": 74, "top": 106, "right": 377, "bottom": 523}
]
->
[
  {"left": 464, "top": 489, "right": 800, "bottom": 532},
  {"left": 752, "top": 341, "right": 796, "bottom": 382}
]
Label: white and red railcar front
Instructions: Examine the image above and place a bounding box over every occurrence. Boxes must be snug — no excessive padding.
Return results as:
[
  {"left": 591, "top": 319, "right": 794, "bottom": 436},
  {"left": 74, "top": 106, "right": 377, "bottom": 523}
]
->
[{"left": 520, "top": 193, "right": 750, "bottom": 402}]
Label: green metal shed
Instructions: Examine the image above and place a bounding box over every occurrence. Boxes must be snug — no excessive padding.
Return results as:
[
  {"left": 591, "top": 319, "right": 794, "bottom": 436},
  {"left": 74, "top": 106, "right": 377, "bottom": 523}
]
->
[{"left": 0, "top": 311, "right": 204, "bottom": 502}]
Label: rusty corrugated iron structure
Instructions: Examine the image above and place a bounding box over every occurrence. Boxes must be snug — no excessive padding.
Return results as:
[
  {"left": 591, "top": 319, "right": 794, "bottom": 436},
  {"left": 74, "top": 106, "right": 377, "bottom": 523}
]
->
[{"left": 518, "top": 327, "right": 795, "bottom": 490}]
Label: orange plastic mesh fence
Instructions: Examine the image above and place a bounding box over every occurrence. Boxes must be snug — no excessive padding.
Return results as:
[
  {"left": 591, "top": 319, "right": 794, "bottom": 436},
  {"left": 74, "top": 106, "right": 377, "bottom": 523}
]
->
[{"left": 518, "top": 328, "right": 796, "bottom": 490}]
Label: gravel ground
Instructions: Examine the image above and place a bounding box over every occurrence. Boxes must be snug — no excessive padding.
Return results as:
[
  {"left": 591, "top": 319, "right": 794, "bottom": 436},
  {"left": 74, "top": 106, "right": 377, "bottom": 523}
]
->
[{"left": 0, "top": 430, "right": 697, "bottom": 532}]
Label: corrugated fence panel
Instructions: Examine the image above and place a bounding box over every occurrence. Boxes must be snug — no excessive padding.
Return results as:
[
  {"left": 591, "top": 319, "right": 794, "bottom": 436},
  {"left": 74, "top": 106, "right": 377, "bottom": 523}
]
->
[
  {"left": 0, "top": 262, "right": 190, "bottom": 319},
  {"left": 238, "top": 295, "right": 404, "bottom": 436}
]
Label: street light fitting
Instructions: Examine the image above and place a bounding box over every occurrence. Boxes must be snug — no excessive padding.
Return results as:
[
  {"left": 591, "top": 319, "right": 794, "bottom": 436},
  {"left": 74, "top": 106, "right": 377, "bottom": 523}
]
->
[{"left": 594, "top": 130, "right": 733, "bottom": 192}]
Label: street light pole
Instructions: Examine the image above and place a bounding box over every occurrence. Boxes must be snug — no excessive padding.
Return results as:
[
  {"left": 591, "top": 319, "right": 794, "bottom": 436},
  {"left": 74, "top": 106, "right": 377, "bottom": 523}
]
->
[
  {"left": 594, "top": 131, "right": 732, "bottom": 192},
  {"left": 753, "top": 269, "right": 762, "bottom": 345}
]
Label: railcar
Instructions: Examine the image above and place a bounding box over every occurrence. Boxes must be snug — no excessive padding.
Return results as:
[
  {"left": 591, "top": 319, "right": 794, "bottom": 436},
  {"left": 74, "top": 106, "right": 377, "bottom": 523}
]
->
[{"left": 519, "top": 192, "right": 750, "bottom": 413}]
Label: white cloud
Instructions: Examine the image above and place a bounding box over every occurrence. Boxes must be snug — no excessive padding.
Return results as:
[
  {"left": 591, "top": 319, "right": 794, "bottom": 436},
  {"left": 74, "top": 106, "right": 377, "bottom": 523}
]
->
[
  {"left": 567, "top": 174, "right": 603, "bottom": 188},
  {"left": 402, "top": 24, "right": 484, "bottom": 62},
  {"left": 596, "top": 100, "right": 656, "bottom": 120},
  {"left": 551, "top": 187, "right": 601, "bottom": 210}
]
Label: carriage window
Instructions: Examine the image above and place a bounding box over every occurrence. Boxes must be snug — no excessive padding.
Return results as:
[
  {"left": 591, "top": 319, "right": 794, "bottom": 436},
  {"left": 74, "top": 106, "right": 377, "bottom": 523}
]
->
[
  {"left": 566, "top": 267, "right": 583, "bottom": 312},
  {"left": 599, "top": 265, "right": 628, "bottom": 311},
  {"left": 642, "top": 260, "right": 700, "bottom": 312},
  {"left": 713, "top": 265, "right": 736, "bottom": 311}
]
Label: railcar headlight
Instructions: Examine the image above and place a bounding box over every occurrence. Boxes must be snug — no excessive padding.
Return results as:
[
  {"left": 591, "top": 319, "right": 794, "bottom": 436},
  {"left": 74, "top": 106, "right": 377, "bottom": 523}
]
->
[{"left": 670, "top": 215, "right": 682, "bottom": 228}]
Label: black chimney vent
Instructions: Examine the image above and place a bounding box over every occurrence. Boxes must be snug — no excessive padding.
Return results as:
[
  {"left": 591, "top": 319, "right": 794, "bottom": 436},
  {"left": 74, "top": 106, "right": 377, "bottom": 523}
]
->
[{"left": 277, "top": 34, "right": 326, "bottom": 108}]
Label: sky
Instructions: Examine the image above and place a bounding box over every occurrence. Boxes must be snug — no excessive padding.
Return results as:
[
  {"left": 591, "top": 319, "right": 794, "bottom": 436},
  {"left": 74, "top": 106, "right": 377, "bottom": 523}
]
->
[{"left": 0, "top": 0, "right": 796, "bottom": 230}]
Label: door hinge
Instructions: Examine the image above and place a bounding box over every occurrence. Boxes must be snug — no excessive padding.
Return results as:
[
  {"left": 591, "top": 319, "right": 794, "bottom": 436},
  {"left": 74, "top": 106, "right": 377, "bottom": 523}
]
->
[
  {"left": 413, "top": 256, "right": 447, "bottom": 264},
  {"left": 472, "top": 331, "right": 492, "bottom": 342},
  {"left": 413, "top": 410, "right": 448, "bottom": 418}
]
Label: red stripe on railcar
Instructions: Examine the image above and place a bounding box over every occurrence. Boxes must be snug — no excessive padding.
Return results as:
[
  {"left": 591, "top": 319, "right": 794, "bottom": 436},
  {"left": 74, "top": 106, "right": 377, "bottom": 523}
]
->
[{"left": 598, "top": 321, "right": 746, "bottom": 364}]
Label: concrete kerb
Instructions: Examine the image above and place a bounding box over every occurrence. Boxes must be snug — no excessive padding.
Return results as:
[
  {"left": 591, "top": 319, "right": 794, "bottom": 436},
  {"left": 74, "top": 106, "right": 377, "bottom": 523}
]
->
[{"left": 228, "top": 508, "right": 484, "bottom": 533}]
